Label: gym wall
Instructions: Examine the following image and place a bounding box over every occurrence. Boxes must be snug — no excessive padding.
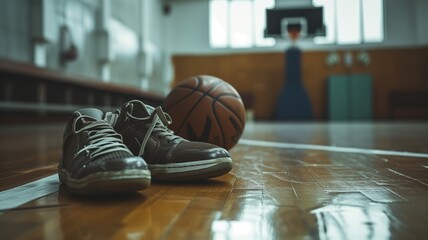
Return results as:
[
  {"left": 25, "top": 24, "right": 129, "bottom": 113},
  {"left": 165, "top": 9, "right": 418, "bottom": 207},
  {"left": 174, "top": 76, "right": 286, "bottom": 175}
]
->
[{"left": 173, "top": 47, "right": 428, "bottom": 120}]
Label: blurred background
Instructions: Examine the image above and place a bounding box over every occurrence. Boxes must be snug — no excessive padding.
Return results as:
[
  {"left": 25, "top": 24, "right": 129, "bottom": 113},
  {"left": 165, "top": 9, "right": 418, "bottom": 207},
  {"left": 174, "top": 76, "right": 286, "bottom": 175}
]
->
[{"left": 0, "top": 0, "right": 427, "bottom": 123}]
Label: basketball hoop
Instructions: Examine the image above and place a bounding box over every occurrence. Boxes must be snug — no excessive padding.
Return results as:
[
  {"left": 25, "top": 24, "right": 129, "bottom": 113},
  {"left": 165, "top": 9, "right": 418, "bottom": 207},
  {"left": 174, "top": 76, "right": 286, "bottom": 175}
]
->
[
  {"left": 288, "top": 29, "right": 301, "bottom": 43},
  {"left": 265, "top": 7, "right": 326, "bottom": 40},
  {"left": 281, "top": 17, "right": 308, "bottom": 44}
]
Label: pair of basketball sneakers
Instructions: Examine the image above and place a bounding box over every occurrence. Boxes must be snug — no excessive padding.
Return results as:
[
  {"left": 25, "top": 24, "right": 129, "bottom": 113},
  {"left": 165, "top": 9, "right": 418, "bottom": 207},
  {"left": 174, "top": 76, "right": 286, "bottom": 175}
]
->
[{"left": 59, "top": 100, "right": 232, "bottom": 195}]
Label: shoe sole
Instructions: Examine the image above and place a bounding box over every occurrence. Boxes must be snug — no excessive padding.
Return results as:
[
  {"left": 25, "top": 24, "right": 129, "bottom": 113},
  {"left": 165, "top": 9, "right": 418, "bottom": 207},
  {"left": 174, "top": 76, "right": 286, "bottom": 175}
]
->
[
  {"left": 148, "top": 157, "right": 232, "bottom": 181},
  {"left": 58, "top": 169, "right": 151, "bottom": 195}
]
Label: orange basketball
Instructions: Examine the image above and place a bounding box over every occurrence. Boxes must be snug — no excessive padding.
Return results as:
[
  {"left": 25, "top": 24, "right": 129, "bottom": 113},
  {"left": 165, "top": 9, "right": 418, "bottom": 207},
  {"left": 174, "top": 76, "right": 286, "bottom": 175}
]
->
[{"left": 163, "top": 75, "right": 246, "bottom": 150}]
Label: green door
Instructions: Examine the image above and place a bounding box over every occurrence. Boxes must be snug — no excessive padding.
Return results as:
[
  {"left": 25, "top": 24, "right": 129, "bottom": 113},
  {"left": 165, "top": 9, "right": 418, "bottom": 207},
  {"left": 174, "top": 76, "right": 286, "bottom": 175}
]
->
[
  {"left": 328, "top": 74, "right": 372, "bottom": 121},
  {"left": 350, "top": 74, "right": 372, "bottom": 120}
]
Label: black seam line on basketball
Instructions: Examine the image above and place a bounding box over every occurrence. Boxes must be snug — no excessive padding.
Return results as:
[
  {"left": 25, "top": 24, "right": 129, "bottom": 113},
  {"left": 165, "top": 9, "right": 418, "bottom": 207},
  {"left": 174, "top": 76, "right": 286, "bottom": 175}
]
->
[
  {"left": 212, "top": 93, "right": 245, "bottom": 126},
  {"left": 196, "top": 76, "right": 202, "bottom": 89},
  {"left": 229, "top": 116, "right": 242, "bottom": 144},
  {"left": 164, "top": 88, "right": 196, "bottom": 111},
  {"left": 206, "top": 80, "right": 224, "bottom": 94},
  {"left": 164, "top": 78, "right": 202, "bottom": 111},
  {"left": 176, "top": 79, "right": 224, "bottom": 134},
  {"left": 172, "top": 86, "right": 242, "bottom": 99},
  {"left": 176, "top": 80, "right": 225, "bottom": 134},
  {"left": 201, "top": 92, "right": 245, "bottom": 126},
  {"left": 171, "top": 90, "right": 245, "bottom": 127},
  {"left": 186, "top": 115, "right": 211, "bottom": 143},
  {"left": 212, "top": 98, "right": 226, "bottom": 148},
  {"left": 165, "top": 86, "right": 244, "bottom": 125}
]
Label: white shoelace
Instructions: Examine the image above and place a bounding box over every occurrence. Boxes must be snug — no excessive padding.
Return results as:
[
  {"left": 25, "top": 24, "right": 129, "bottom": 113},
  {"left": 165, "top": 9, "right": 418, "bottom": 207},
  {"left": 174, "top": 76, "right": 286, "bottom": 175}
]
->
[
  {"left": 73, "top": 116, "right": 132, "bottom": 159},
  {"left": 126, "top": 106, "right": 181, "bottom": 157}
]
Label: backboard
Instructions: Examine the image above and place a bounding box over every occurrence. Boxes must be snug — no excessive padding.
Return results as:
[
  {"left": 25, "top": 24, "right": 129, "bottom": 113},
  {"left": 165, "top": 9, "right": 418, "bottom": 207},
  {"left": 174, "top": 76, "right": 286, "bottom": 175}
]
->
[{"left": 265, "top": 7, "right": 326, "bottom": 39}]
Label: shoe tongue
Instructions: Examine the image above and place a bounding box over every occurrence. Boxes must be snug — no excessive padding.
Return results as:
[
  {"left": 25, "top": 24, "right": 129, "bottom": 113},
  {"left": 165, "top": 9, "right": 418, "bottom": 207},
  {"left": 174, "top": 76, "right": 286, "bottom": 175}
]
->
[
  {"left": 77, "top": 108, "right": 104, "bottom": 120},
  {"left": 73, "top": 108, "right": 104, "bottom": 131},
  {"left": 126, "top": 100, "right": 153, "bottom": 118}
]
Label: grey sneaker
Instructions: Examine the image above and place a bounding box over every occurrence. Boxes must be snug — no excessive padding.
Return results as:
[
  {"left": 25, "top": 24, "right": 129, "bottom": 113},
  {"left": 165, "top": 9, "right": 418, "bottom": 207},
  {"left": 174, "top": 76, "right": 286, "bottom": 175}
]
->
[
  {"left": 105, "top": 100, "right": 232, "bottom": 181},
  {"left": 59, "top": 108, "right": 151, "bottom": 195}
]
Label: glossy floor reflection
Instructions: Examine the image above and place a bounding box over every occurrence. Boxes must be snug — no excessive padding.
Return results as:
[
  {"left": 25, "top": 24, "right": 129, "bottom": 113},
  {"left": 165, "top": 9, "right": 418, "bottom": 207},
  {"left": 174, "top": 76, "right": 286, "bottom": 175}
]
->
[{"left": 1, "top": 122, "right": 428, "bottom": 239}]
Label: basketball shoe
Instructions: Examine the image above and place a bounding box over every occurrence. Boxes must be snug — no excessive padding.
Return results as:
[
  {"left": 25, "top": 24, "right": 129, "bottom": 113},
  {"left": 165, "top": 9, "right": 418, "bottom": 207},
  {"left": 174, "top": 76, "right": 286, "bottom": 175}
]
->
[
  {"left": 105, "top": 100, "right": 232, "bottom": 181},
  {"left": 59, "top": 108, "right": 151, "bottom": 195}
]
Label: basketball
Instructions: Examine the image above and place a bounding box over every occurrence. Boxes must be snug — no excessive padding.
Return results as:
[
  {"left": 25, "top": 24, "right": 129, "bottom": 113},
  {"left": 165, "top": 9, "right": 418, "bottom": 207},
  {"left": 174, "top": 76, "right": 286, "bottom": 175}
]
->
[{"left": 162, "top": 75, "right": 246, "bottom": 150}]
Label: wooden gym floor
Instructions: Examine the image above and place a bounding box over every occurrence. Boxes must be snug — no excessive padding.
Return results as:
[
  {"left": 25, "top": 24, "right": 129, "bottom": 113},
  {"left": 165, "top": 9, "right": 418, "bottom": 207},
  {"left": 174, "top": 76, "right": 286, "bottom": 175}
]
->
[{"left": 1, "top": 122, "right": 428, "bottom": 239}]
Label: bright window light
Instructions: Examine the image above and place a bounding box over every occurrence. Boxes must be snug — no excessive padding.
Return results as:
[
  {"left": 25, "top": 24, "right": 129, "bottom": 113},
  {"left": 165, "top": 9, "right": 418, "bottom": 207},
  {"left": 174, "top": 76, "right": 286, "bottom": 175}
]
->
[
  {"left": 209, "top": 0, "right": 276, "bottom": 49},
  {"left": 313, "top": 0, "right": 384, "bottom": 45},
  {"left": 254, "top": 0, "right": 276, "bottom": 47},
  {"left": 336, "top": 0, "right": 361, "bottom": 44},
  {"left": 362, "top": 0, "right": 384, "bottom": 42},
  {"left": 209, "top": 0, "right": 228, "bottom": 48},
  {"left": 313, "top": 0, "right": 336, "bottom": 44},
  {"left": 230, "top": 1, "right": 253, "bottom": 48}
]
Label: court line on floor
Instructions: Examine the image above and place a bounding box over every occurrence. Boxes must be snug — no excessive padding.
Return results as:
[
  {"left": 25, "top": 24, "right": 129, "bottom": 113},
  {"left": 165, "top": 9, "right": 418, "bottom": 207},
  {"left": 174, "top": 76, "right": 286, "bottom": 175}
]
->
[
  {"left": 239, "top": 139, "right": 428, "bottom": 158},
  {"left": 0, "top": 174, "right": 60, "bottom": 211},
  {"left": 2, "top": 139, "right": 426, "bottom": 211}
]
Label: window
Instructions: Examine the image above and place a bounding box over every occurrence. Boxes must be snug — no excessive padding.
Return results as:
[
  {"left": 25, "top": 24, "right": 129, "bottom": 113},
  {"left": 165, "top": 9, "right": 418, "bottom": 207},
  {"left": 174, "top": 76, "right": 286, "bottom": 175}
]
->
[
  {"left": 313, "top": 0, "right": 384, "bottom": 44},
  {"left": 209, "top": 0, "right": 275, "bottom": 49}
]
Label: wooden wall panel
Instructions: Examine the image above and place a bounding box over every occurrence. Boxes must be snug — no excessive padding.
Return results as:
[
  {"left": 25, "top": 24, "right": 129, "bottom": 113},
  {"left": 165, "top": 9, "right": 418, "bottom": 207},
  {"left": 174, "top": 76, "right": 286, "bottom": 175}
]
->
[{"left": 172, "top": 47, "right": 428, "bottom": 120}]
